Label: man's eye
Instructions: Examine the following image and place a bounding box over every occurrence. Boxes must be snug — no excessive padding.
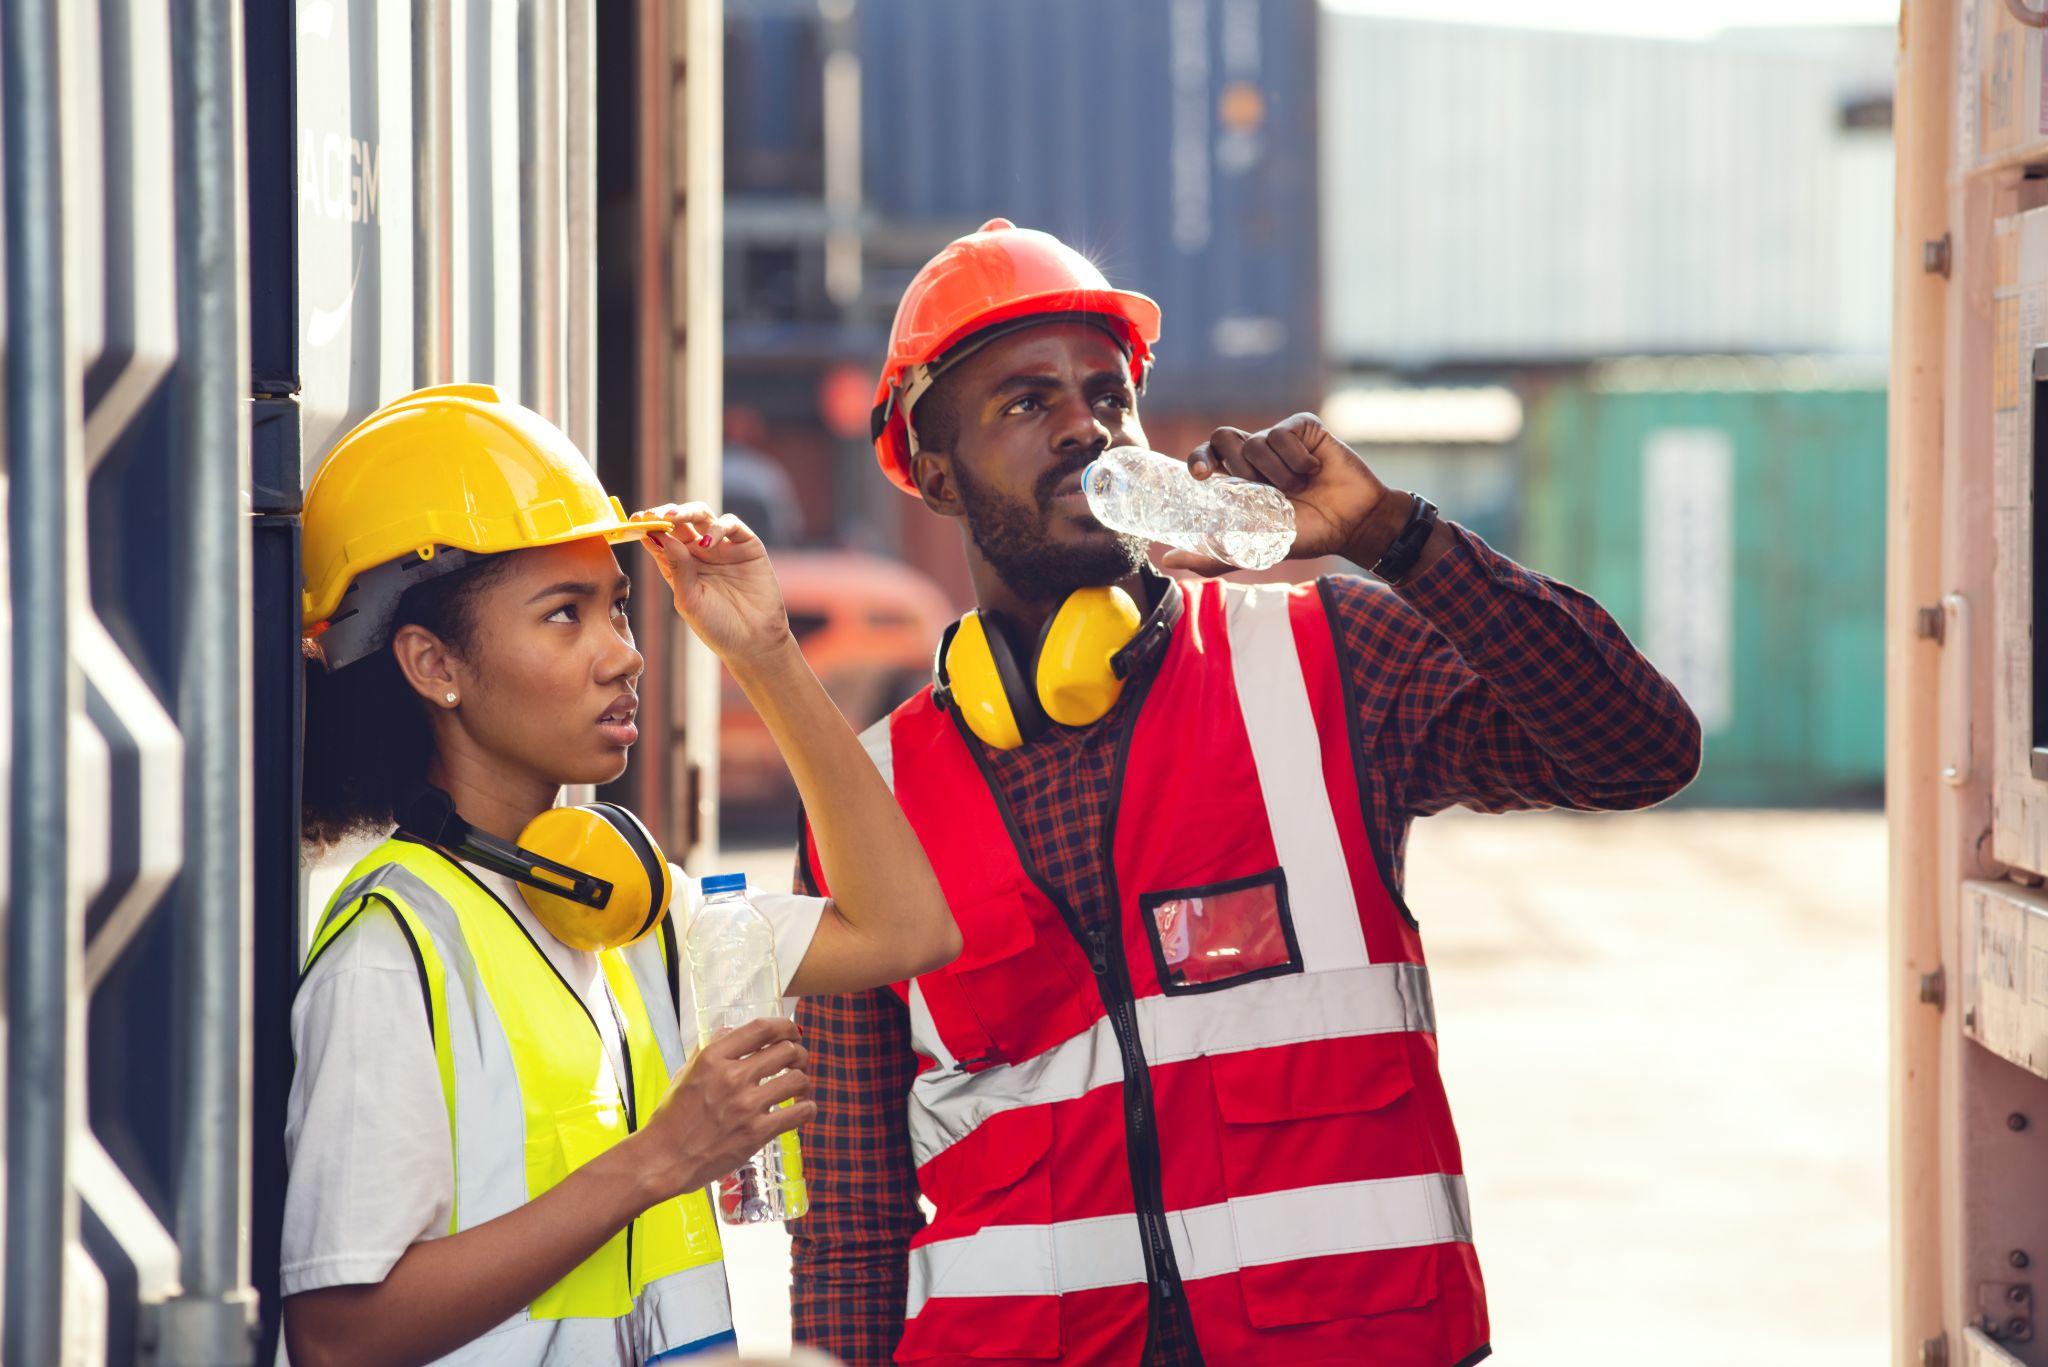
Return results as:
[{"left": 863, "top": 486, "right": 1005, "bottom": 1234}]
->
[
  {"left": 1096, "top": 393, "right": 1132, "bottom": 412},
  {"left": 546, "top": 604, "right": 578, "bottom": 624},
  {"left": 1007, "top": 396, "right": 1043, "bottom": 415}
]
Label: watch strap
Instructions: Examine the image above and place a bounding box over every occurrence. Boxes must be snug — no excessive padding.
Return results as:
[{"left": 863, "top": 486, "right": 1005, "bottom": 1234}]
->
[{"left": 1370, "top": 494, "right": 1439, "bottom": 584}]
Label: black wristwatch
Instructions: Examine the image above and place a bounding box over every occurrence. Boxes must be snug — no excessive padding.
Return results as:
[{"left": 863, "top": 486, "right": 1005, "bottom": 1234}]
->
[{"left": 1370, "top": 494, "right": 1439, "bottom": 584}]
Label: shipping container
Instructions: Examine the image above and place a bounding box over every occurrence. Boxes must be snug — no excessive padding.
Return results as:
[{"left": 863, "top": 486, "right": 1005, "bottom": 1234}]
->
[
  {"left": 1522, "top": 359, "right": 1886, "bottom": 807},
  {"left": 0, "top": 3, "right": 722, "bottom": 1361},
  {"left": 1893, "top": 3, "right": 2048, "bottom": 1358},
  {"left": 863, "top": 0, "right": 1322, "bottom": 411},
  {"left": 1320, "top": 15, "right": 1896, "bottom": 368},
  {"left": 723, "top": 0, "right": 1325, "bottom": 415}
]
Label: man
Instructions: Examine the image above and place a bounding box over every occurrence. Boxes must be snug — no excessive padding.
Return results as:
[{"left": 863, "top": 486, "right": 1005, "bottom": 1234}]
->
[{"left": 789, "top": 219, "right": 1700, "bottom": 1366}]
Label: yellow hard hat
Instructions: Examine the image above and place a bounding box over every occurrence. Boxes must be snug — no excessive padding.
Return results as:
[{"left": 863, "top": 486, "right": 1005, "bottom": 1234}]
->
[{"left": 302, "top": 383, "right": 668, "bottom": 633}]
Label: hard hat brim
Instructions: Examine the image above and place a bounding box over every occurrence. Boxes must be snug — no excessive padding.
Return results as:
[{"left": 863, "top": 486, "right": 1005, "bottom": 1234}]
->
[
  {"left": 872, "top": 287, "right": 1162, "bottom": 496},
  {"left": 302, "top": 513, "right": 672, "bottom": 629}
]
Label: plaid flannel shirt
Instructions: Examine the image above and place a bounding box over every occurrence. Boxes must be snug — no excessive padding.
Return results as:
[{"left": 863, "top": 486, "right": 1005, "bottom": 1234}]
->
[{"left": 789, "top": 523, "right": 1702, "bottom": 1365}]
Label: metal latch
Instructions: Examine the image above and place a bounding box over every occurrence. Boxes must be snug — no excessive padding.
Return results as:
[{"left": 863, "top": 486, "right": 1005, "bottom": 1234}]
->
[
  {"left": 1921, "top": 966, "right": 1946, "bottom": 1011},
  {"left": 1925, "top": 234, "right": 1953, "bottom": 277}
]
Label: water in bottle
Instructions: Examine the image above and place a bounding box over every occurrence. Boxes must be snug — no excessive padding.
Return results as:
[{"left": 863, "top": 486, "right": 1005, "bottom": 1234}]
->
[
  {"left": 1081, "top": 445, "right": 1296, "bottom": 571},
  {"left": 683, "top": 872, "right": 808, "bottom": 1223}
]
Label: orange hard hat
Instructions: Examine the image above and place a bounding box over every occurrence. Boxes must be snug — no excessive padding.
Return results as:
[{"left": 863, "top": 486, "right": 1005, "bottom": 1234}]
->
[{"left": 870, "top": 218, "right": 1162, "bottom": 495}]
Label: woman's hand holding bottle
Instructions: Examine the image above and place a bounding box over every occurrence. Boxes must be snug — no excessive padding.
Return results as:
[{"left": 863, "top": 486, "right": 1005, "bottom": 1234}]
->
[{"left": 619, "top": 1016, "right": 813, "bottom": 1204}]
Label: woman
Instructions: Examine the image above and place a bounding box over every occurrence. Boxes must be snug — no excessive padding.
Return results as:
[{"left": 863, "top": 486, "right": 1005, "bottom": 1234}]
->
[{"left": 281, "top": 384, "right": 957, "bottom": 1365}]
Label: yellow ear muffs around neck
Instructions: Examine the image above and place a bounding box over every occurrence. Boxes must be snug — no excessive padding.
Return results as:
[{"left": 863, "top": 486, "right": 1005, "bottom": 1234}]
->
[
  {"left": 938, "top": 585, "right": 1144, "bottom": 750},
  {"left": 1036, "top": 585, "right": 1143, "bottom": 727},
  {"left": 513, "top": 803, "right": 673, "bottom": 952},
  {"left": 402, "top": 787, "right": 673, "bottom": 952},
  {"left": 942, "top": 610, "right": 1038, "bottom": 750}
]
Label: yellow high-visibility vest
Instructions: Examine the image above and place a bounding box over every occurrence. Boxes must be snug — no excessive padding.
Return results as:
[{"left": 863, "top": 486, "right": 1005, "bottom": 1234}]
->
[{"left": 304, "top": 836, "right": 727, "bottom": 1363}]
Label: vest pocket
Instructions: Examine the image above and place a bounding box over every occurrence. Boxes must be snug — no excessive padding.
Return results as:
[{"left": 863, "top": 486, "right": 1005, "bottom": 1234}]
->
[
  {"left": 1140, "top": 867, "right": 1302, "bottom": 995},
  {"left": 528, "top": 1097, "right": 634, "bottom": 1320},
  {"left": 1207, "top": 1043, "right": 1443, "bottom": 1329},
  {"left": 1239, "top": 1242, "right": 1441, "bottom": 1331},
  {"left": 897, "top": 1107, "right": 1062, "bottom": 1360},
  {"left": 632, "top": 1187, "right": 723, "bottom": 1291},
  {"left": 917, "top": 885, "right": 1098, "bottom": 1069}
]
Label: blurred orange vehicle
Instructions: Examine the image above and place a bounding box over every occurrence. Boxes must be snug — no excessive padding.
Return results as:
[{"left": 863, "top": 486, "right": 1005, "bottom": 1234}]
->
[{"left": 718, "top": 448, "right": 955, "bottom": 827}]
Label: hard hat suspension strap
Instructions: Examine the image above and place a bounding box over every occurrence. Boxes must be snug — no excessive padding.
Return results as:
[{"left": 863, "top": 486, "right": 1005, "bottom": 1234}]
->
[{"left": 310, "top": 545, "right": 488, "bottom": 672}]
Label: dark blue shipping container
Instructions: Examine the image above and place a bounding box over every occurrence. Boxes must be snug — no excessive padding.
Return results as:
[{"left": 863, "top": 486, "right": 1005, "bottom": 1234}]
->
[
  {"left": 727, "top": 13, "right": 824, "bottom": 196},
  {"left": 857, "top": 0, "right": 1323, "bottom": 412}
]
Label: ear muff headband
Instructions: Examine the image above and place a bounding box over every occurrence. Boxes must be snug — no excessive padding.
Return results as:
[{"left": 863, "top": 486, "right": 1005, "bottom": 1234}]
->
[
  {"left": 463, "top": 823, "right": 615, "bottom": 907},
  {"left": 982, "top": 611, "right": 1051, "bottom": 745},
  {"left": 400, "top": 787, "right": 613, "bottom": 906}
]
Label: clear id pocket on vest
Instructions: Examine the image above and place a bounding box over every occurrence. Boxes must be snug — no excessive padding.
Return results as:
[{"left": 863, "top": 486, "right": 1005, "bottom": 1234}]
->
[{"left": 1140, "top": 868, "right": 1302, "bottom": 995}]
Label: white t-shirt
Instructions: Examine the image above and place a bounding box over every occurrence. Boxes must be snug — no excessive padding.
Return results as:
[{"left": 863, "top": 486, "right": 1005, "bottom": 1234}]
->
[{"left": 278, "top": 862, "right": 824, "bottom": 1319}]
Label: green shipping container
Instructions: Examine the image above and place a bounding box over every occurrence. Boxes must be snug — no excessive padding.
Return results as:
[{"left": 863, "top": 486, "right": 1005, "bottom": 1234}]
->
[{"left": 1521, "top": 360, "right": 1886, "bottom": 807}]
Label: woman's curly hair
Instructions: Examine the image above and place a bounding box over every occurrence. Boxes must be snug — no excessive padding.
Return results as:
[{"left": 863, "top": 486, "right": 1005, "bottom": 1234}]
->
[{"left": 301, "top": 554, "right": 511, "bottom": 849}]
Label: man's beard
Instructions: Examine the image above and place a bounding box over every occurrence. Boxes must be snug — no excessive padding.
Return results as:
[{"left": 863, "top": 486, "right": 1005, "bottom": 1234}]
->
[{"left": 954, "top": 456, "right": 1148, "bottom": 606}]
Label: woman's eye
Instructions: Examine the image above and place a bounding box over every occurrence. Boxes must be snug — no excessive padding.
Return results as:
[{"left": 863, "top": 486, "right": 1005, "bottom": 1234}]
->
[
  {"left": 545, "top": 603, "right": 578, "bottom": 624},
  {"left": 612, "top": 597, "right": 631, "bottom": 619}
]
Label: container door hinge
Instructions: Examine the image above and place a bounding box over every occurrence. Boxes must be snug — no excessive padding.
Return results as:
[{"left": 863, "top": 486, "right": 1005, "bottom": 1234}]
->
[
  {"left": 1922, "top": 966, "right": 1947, "bottom": 1011},
  {"left": 1918, "top": 605, "right": 1947, "bottom": 642},
  {"left": 1980, "top": 1280, "right": 2035, "bottom": 1344},
  {"left": 1921, "top": 1331, "right": 1948, "bottom": 1367},
  {"left": 1925, "top": 234, "right": 1953, "bottom": 277}
]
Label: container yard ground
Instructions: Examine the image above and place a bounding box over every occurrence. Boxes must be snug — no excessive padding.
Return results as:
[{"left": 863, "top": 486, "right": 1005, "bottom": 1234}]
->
[{"left": 717, "top": 806, "right": 1888, "bottom": 1365}]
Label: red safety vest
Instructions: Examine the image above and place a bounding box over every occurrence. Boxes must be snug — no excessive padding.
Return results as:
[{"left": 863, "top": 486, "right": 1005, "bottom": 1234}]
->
[{"left": 806, "top": 577, "right": 1490, "bottom": 1366}]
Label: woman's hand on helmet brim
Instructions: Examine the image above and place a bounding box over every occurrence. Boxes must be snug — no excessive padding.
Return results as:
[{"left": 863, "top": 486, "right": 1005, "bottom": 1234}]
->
[{"left": 633, "top": 502, "right": 795, "bottom": 668}]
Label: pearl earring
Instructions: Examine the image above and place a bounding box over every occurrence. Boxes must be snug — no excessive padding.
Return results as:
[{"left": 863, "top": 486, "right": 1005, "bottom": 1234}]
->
[{"left": 445, "top": 692, "right": 458, "bottom": 704}]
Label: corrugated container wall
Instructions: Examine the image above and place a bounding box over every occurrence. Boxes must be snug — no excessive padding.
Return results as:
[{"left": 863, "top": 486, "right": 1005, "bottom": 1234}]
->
[
  {"left": 295, "top": 0, "right": 562, "bottom": 464},
  {"left": 858, "top": 0, "right": 1323, "bottom": 412},
  {"left": 1523, "top": 364, "right": 1886, "bottom": 806},
  {"left": 1320, "top": 16, "right": 1897, "bottom": 367}
]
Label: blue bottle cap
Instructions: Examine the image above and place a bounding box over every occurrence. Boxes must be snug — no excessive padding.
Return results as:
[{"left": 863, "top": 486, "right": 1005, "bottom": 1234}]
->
[{"left": 700, "top": 872, "right": 748, "bottom": 895}]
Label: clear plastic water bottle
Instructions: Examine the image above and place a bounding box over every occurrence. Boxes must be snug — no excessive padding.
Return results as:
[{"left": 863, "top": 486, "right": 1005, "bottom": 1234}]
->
[
  {"left": 1081, "top": 446, "right": 1296, "bottom": 571},
  {"left": 684, "top": 872, "right": 808, "bottom": 1223}
]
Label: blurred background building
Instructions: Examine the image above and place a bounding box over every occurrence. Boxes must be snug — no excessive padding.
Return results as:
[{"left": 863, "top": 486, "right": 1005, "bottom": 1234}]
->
[{"left": 717, "top": 1, "right": 1896, "bottom": 816}]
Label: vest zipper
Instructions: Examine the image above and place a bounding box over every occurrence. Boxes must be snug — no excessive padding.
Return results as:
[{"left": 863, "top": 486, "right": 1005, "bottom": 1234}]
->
[
  {"left": 1093, "top": 689, "right": 1205, "bottom": 1361},
  {"left": 1083, "top": 925, "right": 1184, "bottom": 1308},
  {"left": 951, "top": 674, "right": 1205, "bottom": 1363}
]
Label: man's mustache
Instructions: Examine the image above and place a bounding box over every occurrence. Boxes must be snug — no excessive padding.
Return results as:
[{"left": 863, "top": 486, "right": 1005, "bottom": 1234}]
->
[{"left": 1035, "top": 456, "right": 1098, "bottom": 509}]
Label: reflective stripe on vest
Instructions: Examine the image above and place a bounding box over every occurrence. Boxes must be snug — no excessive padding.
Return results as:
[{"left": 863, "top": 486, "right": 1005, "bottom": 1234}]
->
[
  {"left": 306, "top": 838, "right": 729, "bottom": 1363},
  {"left": 906, "top": 1172, "right": 1472, "bottom": 1317},
  {"left": 904, "top": 961, "right": 1436, "bottom": 1165},
  {"left": 823, "top": 579, "right": 1488, "bottom": 1360}
]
